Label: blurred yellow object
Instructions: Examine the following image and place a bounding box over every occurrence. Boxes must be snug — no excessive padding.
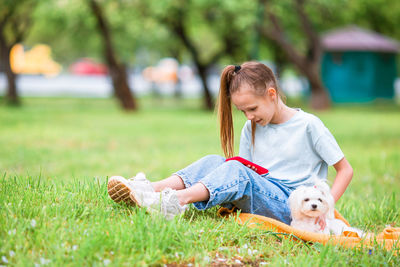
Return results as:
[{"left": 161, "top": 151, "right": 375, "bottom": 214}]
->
[{"left": 10, "top": 44, "right": 62, "bottom": 76}]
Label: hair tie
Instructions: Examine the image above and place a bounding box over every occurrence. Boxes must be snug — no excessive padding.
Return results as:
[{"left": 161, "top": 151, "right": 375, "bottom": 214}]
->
[{"left": 234, "top": 65, "right": 241, "bottom": 73}]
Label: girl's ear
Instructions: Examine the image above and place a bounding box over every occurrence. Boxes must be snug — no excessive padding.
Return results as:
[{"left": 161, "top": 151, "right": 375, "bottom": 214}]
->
[{"left": 267, "top": 87, "right": 277, "bottom": 101}]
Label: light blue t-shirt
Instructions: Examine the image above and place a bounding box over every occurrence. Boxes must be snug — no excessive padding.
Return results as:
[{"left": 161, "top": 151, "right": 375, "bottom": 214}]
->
[{"left": 238, "top": 109, "right": 344, "bottom": 188}]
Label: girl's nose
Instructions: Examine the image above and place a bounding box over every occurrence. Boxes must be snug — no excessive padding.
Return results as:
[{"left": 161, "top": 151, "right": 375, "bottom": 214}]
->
[{"left": 246, "top": 114, "right": 254, "bottom": 120}]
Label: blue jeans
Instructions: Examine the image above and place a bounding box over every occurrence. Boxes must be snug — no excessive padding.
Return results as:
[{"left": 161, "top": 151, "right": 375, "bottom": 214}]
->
[{"left": 175, "top": 155, "right": 293, "bottom": 224}]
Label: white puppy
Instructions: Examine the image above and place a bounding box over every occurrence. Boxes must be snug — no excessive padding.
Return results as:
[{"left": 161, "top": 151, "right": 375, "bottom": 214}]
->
[{"left": 289, "top": 180, "right": 364, "bottom": 237}]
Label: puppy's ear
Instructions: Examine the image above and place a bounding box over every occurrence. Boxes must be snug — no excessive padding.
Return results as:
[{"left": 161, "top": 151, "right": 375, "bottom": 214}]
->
[
  {"left": 314, "top": 180, "right": 336, "bottom": 219},
  {"left": 314, "top": 180, "right": 330, "bottom": 196},
  {"left": 288, "top": 187, "right": 305, "bottom": 220},
  {"left": 316, "top": 181, "right": 335, "bottom": 219}
]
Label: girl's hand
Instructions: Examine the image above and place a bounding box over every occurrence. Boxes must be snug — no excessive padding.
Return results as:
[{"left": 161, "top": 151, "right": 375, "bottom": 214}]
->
[{"left": 315, "top": 215, "right": 326, "bottom": 230}]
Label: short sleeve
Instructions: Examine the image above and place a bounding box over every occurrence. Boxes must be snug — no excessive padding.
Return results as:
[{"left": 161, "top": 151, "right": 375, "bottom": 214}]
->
[
  {"left": 311, "top": 120, "right": 344, "bottom": 166},
  {"left": 238, "top": 121, "right": 253, "bottom": 161}
]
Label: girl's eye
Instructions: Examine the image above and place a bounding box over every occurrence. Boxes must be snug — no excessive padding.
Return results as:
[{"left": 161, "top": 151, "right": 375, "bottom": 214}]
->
[
  {"left": 318, "top": 198, "right": 322, "bottom": 202},
  {"left": 249, "top": 107, "right": 257, "bottom": 111},
  {"left": 304, "top": 198, "right": 309, "bottom": 202}
]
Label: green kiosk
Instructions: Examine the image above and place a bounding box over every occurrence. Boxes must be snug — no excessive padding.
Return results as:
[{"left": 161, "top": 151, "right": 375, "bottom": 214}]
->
[{"left": 321, "top": 26, "right": 399, "bottom": 102}]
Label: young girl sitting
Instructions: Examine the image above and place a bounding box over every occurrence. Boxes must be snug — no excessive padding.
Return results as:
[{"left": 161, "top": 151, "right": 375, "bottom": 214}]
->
[{"left": 107, "top": 61, "right": 353, "bottom": 226}]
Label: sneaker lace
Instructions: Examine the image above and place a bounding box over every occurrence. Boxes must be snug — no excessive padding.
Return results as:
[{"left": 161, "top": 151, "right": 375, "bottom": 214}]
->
[{"left": 128, "top": 172, "right": 148, "bottom": 183}]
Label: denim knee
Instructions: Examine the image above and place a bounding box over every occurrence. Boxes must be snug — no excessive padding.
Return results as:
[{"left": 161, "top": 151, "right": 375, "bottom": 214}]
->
[
  {"left": 197, "top": 160, "right": 252, "bottom": 209},
  {"left": 200, "top": 154, "right": 225, "bottom": 164},
  {"left": 206, "top": 160, "right": 250, "bottom": 196},
  {"left": 174, "top": 154, "right": 226, "bottom": 188}
]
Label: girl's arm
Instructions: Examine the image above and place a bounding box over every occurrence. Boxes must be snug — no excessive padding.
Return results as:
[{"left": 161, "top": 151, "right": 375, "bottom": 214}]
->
[
  {"left": 331, "top": 157, "right": 353, "bottom": 203},
  {"left": 316, "top": 157, "right": 353, "bottom": 229}
]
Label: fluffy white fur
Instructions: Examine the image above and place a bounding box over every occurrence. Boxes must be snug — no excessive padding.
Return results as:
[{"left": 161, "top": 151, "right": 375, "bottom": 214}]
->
[{"left": 289, "top": 180, "right": 364, "bottom": 237}]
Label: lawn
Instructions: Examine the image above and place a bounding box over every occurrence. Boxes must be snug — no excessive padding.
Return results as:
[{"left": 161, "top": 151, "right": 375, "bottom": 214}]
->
[{"left": 1, "top": 97, "right": 399, "bottom": 266}]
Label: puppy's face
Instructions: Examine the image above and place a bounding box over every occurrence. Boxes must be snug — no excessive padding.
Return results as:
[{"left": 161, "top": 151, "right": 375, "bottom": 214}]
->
[
  {"left": 289, "top": 185, "right": 332, "bottom": 219},
  {"left": 298, "top": 187, "right": 329, "bottom": 217}
]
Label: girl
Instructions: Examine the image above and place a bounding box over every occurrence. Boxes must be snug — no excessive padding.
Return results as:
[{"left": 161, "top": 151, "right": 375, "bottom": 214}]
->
[{"left": 107, "top": 61, "right": 353, "bottom": 226}]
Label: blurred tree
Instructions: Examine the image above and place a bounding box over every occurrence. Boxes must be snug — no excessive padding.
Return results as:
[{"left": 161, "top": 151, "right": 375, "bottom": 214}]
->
[
  {"left": 27, "top": 1, "right": 100, "bottom": 65},
  {"left": 258, "top": 0, "right": 330, "bottom": 109},
  {"left": 25, "top": 0, "right": 140, "bottom": 110},
  {"left": 0, "top": 0, "right": 36, "bottom": 105},
  {"left": 256, "top": 0, "right": 400, "bottom": 108},
  {"left": 19, "top": 0, "right": 399, "bottom": 109},
  {"left": 88, "top": 0, "right": 137, "bottom": 111},
  {"left": 141, "top": 0, "right": 255, "bottom": 110},
  {"left": 346, "top": 0, "right": 400, "bottom": 40},
  {"left": 345, "top": 0, "right": 400, "bottom": 74}
]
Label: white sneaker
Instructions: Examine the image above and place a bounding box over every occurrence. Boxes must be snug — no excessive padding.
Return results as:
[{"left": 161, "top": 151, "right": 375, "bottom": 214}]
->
[
  {"left": 130, "top": 188, "right": 188, "bottom": 220},
  {"left": 107, "top": 172, "right": 154, "bottom": 205}
]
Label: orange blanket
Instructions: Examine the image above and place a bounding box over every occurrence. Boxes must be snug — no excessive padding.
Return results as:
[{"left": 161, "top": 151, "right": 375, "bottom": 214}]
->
[{"left": 218, "top": 207, "right": 400, "bottom": 253}]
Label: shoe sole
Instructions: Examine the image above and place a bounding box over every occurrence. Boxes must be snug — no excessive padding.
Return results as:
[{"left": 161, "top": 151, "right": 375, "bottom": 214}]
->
[{"left": 107, "top": 177, "right": 137, "bottom": 206}]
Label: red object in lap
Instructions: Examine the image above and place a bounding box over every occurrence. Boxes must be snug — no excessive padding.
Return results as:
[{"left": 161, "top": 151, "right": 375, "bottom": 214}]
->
[{"left": 225, "top": 156, "right": 269, "bottom": 175}]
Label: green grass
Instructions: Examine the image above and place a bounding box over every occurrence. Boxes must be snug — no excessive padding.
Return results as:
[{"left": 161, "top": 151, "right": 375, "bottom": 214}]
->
[{"left": 1, "top": 97, "right": 399, "bottom": 266}]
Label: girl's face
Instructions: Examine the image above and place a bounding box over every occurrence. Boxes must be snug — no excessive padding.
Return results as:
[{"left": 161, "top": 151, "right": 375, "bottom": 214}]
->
[{"left": 231, "top": 84, "right": 277, "bottom": 126}]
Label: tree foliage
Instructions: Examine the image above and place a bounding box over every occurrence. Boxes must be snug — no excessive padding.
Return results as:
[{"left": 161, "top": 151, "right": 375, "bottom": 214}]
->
[{"left": 5, "top": 0, "right": 399, "bottom": 109}]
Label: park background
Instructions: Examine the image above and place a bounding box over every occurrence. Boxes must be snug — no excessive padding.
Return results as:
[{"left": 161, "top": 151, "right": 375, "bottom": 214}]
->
[{"left": 1, "top": 0, "right": 400, "bottom": 266}]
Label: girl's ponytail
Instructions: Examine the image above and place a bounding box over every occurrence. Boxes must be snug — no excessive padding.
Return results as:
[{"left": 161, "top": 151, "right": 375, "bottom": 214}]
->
[{"left": 217, "top": 65, "right": 236, "bottom": 158}]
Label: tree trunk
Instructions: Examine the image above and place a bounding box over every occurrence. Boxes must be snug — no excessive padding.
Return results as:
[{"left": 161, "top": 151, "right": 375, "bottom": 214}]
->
[
  {"left": 89, "top": 0, "right": 137, "bottom": 111},
  {"left": 305, "top": 63, "right": 331, "bottom": 110},
  {"left": 163, "top": 11, "right": 215, "bottom": 110},
  {"left": 0, "top": 36, "right": 19, "bottom": 105},
  {"left": 197, "top": 65, "right": 213, "bottom": 110},
  {"left": 259, "top": 0, "right": 331, "bottom": 110},
  {"left": 109, "top": 63, "right": 136, "bottom": 110},
  {"left": 5, "top": 55, "right": 18, "bottom": 105}
]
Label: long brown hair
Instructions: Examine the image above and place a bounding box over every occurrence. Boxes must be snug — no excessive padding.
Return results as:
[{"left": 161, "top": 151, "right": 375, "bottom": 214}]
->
[{"left": 217, "top": 61, "right": 283, "bottom": 158}]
